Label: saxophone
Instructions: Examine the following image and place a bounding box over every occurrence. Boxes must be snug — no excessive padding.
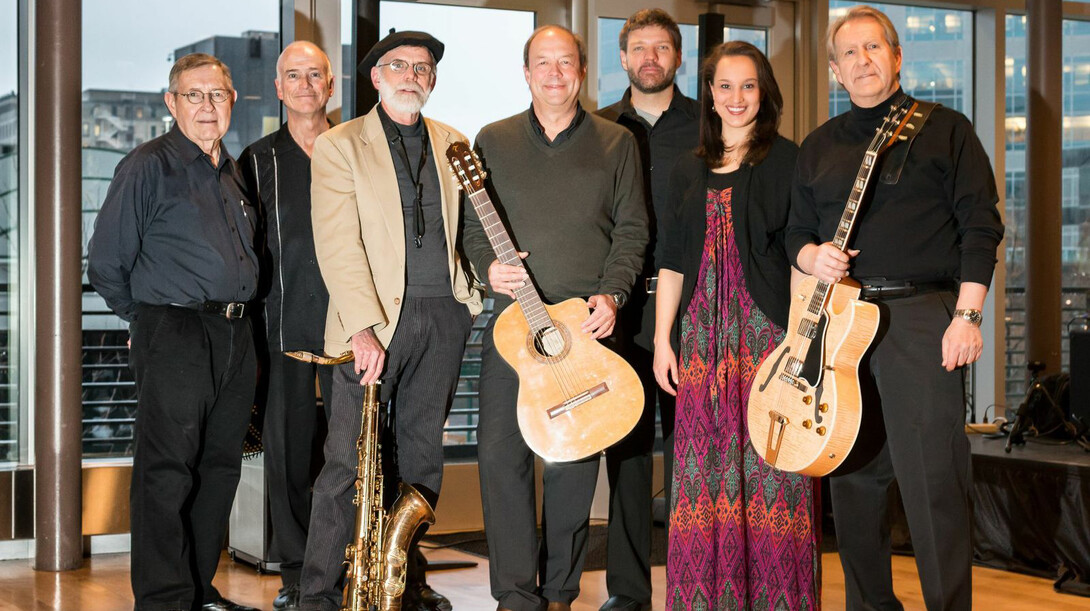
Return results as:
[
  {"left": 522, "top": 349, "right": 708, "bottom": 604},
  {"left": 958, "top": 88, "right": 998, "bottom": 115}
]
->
[{"left": 342, "top": 383, "right": 437, "bottom": 611}]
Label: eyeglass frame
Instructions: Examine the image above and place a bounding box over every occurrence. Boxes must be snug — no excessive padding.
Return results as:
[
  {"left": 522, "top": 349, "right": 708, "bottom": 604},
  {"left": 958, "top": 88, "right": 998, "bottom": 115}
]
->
[
  {"left": 375, "top": 59, "right": 436, "bottom": 77},
  {"left": 171, "top": 89, "right": 234, "bottom": 105}
]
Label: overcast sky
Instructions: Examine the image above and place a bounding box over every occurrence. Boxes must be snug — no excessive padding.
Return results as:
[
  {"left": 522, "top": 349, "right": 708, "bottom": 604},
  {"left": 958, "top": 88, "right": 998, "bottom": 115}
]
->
[
  {"left": 80, "top": 0, "right": 278, "bottom": 92},
  {"left": 1, "top": 0, "right": 15, "bottom": 96}
]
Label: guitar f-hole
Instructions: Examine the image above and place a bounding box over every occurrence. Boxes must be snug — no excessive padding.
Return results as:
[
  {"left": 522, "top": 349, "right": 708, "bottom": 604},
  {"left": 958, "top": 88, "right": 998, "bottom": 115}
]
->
[{"left": 765, "top": 411, "right": 789, "bottom": 468}]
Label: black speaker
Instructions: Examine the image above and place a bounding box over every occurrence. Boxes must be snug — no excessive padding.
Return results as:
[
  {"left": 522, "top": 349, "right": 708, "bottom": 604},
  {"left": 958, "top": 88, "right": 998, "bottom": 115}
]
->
[{"left": 1069, "top": 330, "right": 1090, "bottom": 427}]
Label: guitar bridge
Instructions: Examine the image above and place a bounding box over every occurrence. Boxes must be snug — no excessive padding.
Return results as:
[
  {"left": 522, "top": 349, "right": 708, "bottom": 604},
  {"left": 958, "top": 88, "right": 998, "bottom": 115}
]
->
[
  {"left": 546, "top": 382, "right": 609, "bottom": 419},
  {"left": 765, "top": 411, "right": 789, "bottom": 468}
]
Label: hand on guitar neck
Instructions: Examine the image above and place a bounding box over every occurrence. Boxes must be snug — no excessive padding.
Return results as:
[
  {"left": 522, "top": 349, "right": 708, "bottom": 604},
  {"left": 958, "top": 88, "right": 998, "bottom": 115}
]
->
[
  {"left": 797, "top": 242, "right": 860, "bottom": 283},
  {"left": 487, "top": 256, "right": 618, "bottom": 340}
]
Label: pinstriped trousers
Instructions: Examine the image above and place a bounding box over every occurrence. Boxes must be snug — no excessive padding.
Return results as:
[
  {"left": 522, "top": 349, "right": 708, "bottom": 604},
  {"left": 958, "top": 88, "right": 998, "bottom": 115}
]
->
[{"left": 300, "top": 296, "right": 472, "bottom": 611}]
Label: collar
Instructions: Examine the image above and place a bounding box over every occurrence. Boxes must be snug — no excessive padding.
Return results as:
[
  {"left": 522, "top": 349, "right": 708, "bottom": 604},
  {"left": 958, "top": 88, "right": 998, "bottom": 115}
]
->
[
  {"left": 274, "top": 122, "right": 302, "bottom": 155},
  {"left": 849, "top": 88, "right": 907, "bottom": 122},
  {"left": 377, "top": 103, "right": 426, "bottom": 142},
  {"left": 166, "top": 123, "right": 230, "bottom": 169},
  {"left": 528, "top": 102, "right": 585, "bottom": 144},
  {"left": 617, "top": 85, "right": 697, "bottom": 121}
]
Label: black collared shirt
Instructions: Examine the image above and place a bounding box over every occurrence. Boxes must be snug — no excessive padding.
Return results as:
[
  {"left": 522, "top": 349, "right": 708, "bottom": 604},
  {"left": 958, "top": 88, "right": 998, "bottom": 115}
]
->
[
  {"left": 528, "top": 103, "right": 587, "bottom": 147},
  {"left": 598, "top": 86, "right": 701, "bottom": 349},
  {"left": 88, "top": 124, "right": 259, "bottom": 322},
  {"left": 787, "top": 89, "right": 1003, "bottom": 286}
]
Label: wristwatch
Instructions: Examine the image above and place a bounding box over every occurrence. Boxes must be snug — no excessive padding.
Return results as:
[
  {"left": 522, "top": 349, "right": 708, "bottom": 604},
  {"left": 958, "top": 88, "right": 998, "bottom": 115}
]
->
[
  {"left": 954, "top": 308, "right": 983, "bottom": 327},
  {"left": 610, "top": 291, "right": 627, "bottom": 309}
]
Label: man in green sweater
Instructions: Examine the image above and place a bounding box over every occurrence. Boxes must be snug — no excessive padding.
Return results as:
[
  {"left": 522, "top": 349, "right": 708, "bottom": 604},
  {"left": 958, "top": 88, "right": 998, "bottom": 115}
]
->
[{"left": 462, "top": 24, "right": 648, "bottom": 611}]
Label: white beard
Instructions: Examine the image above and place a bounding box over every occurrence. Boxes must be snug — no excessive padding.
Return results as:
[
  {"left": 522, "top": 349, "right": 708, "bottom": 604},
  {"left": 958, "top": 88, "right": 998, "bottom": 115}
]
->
[{"left": 377, "top": 71, "right": 431, "bottom": 115}]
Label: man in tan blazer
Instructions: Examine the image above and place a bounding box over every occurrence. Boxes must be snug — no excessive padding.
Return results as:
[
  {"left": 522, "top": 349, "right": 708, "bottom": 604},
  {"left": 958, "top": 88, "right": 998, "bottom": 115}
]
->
[{"left": 300, "top": 31, "right": 482, "bottom": 611}]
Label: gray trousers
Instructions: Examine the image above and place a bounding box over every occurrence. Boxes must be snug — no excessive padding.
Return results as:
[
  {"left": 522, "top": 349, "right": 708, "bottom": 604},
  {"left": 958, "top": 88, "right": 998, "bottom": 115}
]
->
[
  {"left": 477, "top": 318, "right": 601, "bottom": 611},
  {"left": 300, "top": 296, "right": 472, "bottom": 611},
  {"left": 830, "top": 290, "right": 973, "bottom": 611}
]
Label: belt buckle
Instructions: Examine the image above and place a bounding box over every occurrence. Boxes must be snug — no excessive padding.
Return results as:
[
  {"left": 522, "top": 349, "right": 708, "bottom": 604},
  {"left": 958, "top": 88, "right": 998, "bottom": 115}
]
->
[
  {"left": 225, "top": 302, "right": 245, "bottom": 319},
  {"left": 645, "top": 276, "right": 658, "bottom": 294}
]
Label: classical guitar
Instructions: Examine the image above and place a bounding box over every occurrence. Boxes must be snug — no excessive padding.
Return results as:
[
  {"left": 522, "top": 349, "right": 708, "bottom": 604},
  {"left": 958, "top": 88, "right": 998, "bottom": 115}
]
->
[
  {"left": 445, "top": 141, "right": 643, "bottom": 463},
  {"left": 747, "top": 97, "right": 921, "bottom": 476}
]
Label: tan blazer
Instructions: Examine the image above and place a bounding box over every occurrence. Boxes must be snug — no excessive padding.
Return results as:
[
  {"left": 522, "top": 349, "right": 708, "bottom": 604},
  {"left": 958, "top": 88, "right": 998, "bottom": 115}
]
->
[{"left": 311, "top": 105, "right": 483, "bottom": 355}]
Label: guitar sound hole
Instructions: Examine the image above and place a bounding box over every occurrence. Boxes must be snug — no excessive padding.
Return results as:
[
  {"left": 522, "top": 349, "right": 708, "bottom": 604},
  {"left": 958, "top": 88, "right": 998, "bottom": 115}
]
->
[{"left": 528, "top": 324, "right": 571, "bottom": 362}]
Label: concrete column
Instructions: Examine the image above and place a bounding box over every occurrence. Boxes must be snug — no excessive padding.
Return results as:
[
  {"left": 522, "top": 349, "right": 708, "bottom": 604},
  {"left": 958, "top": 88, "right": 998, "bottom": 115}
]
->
[
  {"left": 33, "top": 0, "right": 84, "bottom": 571},
  {"left": 1024, "top": 0, "right": 1063, "bottom": 375}
]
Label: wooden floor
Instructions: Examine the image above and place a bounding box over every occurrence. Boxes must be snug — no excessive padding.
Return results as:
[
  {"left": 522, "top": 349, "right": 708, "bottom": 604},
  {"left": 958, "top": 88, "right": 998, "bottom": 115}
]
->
[{"left": 0, "top": 546, "right": 1084, "bottom": 611}]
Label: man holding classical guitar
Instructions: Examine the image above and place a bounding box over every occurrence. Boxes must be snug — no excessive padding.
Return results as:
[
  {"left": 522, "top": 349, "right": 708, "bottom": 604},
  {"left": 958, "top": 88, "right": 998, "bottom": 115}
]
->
[
  {"left": 462, "top": 25, "right": 648, "bottom": 611},
  {"left": 786, "top": 6, "right": 1003, "bottom": 610}
]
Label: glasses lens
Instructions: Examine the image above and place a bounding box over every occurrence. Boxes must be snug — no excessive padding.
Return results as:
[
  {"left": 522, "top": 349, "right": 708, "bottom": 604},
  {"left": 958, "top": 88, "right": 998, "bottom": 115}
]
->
[
  {"left": 185, "top": 91, "right": 203, "bottom": 104},
  {"left": 413, "top": 64, "right": 432, "bottom": 76},
  {"left": 389, "top": 60, "right": 408, "bottom": 73},
  {"left": 210, "top": 90, "right": 228, "bottom": 103}
]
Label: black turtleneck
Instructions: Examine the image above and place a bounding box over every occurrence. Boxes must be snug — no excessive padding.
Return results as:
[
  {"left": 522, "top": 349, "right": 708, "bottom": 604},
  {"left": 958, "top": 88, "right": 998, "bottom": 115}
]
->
[
  {"left": 786, "top": 89, "right": 1003, "bottom": 287},
  {"left": 377, "top": 104, "right": 450, "bottom": 296}
]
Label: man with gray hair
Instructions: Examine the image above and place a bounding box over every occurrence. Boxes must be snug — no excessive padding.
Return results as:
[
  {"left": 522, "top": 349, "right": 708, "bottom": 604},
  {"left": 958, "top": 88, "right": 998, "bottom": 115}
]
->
[
  {"left": 88, "top": 52, "right": 259, "bottom": 611},
  {"left": 300, "top": 30, "right": 482, "bottom": 611},
  {"left": 787, "top": 6, "right": 1002, "bottom": 609},
  {"left": 240, "top": 40, "right": 335, "bottom": 611}
]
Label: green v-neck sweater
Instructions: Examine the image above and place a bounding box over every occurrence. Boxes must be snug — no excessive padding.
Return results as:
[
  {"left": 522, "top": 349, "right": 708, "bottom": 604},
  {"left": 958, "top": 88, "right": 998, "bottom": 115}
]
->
[{"left": 464, "top": 110, "right": 649, "bottom": 312}]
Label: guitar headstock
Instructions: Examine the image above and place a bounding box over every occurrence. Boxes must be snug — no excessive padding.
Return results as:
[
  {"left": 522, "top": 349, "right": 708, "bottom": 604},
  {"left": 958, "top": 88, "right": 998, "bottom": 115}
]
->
[
  {"left": 445, "top": 141, "right": 487, "bottom": 193},
  {"left": 876, "top": 100, "right": 915, "bottom": 153}
]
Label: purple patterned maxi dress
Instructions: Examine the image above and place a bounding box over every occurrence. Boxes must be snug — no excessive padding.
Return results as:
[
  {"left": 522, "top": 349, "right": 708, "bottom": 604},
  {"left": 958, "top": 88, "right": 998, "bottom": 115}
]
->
[{"left": 666, "top": 174, "right": 821, "bottom": 610}]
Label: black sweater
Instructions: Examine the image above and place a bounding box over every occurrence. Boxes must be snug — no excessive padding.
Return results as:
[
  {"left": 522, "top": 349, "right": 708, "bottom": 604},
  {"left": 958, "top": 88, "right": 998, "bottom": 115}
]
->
[
  {"left": 659, "top": 135, "right": 799, "bottom": 330},
  {"left": 786, "top": 90, "right": 1003, "bottom": 287}
]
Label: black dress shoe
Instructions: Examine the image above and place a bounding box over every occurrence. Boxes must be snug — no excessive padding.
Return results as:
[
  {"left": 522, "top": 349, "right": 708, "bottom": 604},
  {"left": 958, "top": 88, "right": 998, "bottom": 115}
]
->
[
  {"left": 273, "top": 583, "right": 301, "bottom": 610},
  {"left": 599, "top": 595, "right": 651, "bottom": 611},
  {"left": 200, "top": 598, "right": 260, "bottom": 611},
  {"left": 401, "top": 581, "right": 452, "bottom": 611}
]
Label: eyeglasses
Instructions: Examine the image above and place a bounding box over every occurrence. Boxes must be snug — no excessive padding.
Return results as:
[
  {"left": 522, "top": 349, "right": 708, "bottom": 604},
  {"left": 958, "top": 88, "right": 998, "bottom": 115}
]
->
[
  {"left": 376, "top": 60, "right": 435, "bottom": 77},
  {"left": 172, "top": 89, "right": 232, "bottom": 105}
]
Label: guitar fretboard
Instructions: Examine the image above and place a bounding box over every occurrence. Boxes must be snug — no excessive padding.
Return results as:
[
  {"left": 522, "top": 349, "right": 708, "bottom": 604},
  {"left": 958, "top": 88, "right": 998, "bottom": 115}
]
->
[
  {"left": 465, "top": 188, "right": 553, "bottom": 333},
  {"left": 803, "top": 99, "right": 912, "bottom": 319}
]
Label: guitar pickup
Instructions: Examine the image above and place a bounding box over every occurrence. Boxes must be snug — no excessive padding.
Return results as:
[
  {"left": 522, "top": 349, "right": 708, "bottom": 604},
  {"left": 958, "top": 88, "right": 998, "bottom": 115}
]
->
[{"left": 546, "top": 382, "right": 609, "bottom": 419}]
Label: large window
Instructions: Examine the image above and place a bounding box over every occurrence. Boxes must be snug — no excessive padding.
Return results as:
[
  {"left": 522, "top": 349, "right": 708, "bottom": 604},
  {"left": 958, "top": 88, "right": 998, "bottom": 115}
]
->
[
  {"left": 1003, "top": 17, "right": 1090, "bottom": 409},
  {"left": 828, "top": 2, "right": 974, "bottom": 118},
  {"left": 597, "top": 18, "right": 767, "bottom": 108},
  {"left": 0, "top": 0, "right": 18, "bottom": 464},
  {"left": 81, "top": 0, "right": 280, "bottom": 458},
  {"left": 379, "top": 1, "right": 534, "bottom": 143}
]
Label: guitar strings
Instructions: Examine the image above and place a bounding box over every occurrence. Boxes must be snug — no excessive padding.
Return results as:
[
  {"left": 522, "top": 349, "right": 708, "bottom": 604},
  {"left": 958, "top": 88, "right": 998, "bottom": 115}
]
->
[{"left": 470, "top": 189, "right": 584, "bottom": 402}]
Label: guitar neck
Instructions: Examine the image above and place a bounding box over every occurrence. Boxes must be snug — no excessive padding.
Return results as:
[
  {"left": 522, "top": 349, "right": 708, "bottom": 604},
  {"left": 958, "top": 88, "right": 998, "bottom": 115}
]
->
[{"left": 466, "top": 188, "right": 553, "bottom": 332}]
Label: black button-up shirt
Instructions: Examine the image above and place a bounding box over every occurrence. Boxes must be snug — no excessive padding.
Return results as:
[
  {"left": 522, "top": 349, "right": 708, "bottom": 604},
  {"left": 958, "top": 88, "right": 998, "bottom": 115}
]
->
[
  {"left": 528, "top": 103, "right": 587, "bottom": 147},
  {"left": 598, "top": 86, "right": 700, "bottom": 349},
  {"left": 88, "top": 125, "right": 259, "bottom": 322}
]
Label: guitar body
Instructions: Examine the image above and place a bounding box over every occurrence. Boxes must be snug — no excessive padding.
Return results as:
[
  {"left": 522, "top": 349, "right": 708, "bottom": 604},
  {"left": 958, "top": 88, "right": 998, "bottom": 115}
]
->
[
  {"left": 747, "top": 276, "right": 880, "bottom": 475},
  {"left": 493, "top": 298, "right": 644, "bottom": 463}
]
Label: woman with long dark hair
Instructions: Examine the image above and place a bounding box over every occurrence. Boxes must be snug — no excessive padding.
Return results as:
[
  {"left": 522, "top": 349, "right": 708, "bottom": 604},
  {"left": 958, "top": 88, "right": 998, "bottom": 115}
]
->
[{"left": 653, "top": 41, "right": 820, "bottom": 610}]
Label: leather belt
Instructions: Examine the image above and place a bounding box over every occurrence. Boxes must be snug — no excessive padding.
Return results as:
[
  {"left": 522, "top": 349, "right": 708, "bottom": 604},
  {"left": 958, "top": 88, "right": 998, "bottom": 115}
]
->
[
  {"left": 858, "top": 279, "right": 956, "bottom": 300},
  {"left": 184, "top": 301, "right": 251, "bottom": 319},
  {"left": 645, "top": 276, "right": 658, "bottom": 294}
]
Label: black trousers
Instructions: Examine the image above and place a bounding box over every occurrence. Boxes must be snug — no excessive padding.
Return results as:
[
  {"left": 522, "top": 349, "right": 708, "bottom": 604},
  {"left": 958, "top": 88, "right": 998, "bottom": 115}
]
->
[
  {"left": 300, "top": 296, "right": 471, "bottom": 611},
  {"left": 830, "top": 291, "right": 972, "bottom": 611},
  {"left": 476, "top": 317, "right": 602, "bottom": 611},
  {"left": 263, "top": 350, "right": 334, "bottom": 586},
  {"left": 128, "top": 304, "right": 256, "bottom": 611},
  {"left": 601, "top": 343, "right": 674, "bottom": 605}
]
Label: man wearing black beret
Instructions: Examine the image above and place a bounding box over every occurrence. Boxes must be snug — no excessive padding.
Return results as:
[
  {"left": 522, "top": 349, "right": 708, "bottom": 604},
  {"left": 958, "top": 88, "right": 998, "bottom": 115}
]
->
[{"left": 299, "top": 30, "right": 483, "bottom": 611}]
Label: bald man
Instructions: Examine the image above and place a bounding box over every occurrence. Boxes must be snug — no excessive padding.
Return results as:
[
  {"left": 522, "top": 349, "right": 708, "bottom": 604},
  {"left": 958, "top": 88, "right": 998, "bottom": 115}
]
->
[{"left": 240, "top": 40, "right": 336, "bottom": 611}]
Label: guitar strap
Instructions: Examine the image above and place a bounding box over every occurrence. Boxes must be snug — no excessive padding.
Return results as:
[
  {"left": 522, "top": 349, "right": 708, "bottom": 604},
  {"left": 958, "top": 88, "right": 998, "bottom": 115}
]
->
[{"left": 880, "top": 96, "right": 939, "bottom": 185}]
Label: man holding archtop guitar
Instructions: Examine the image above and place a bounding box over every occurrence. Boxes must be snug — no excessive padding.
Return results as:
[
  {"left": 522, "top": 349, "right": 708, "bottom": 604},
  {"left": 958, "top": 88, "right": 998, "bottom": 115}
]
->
[{"left": 785, "top": 6, "right": 1002, "bottom": 611}]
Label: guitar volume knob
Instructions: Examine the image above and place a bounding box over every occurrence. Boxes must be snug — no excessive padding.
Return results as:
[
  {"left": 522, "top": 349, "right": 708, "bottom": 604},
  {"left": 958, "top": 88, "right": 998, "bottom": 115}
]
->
[
  {"left": 819, "top": 403, "right": 829, "bottom": 413},
  {"left": 802, "top": 396, "right": 813, "bottom": 405},
  {"left": 802, "top": 419, "right": 813, "bottom": 429},
  {"left": 816, "top": 426, "right": 826, "bottom": 436}
]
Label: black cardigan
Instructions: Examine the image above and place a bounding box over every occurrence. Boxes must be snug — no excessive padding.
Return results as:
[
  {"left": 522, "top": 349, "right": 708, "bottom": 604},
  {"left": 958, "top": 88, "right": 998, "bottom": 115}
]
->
[{"left": 659, "top": 135, "right": 798, "bottom": 330}]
